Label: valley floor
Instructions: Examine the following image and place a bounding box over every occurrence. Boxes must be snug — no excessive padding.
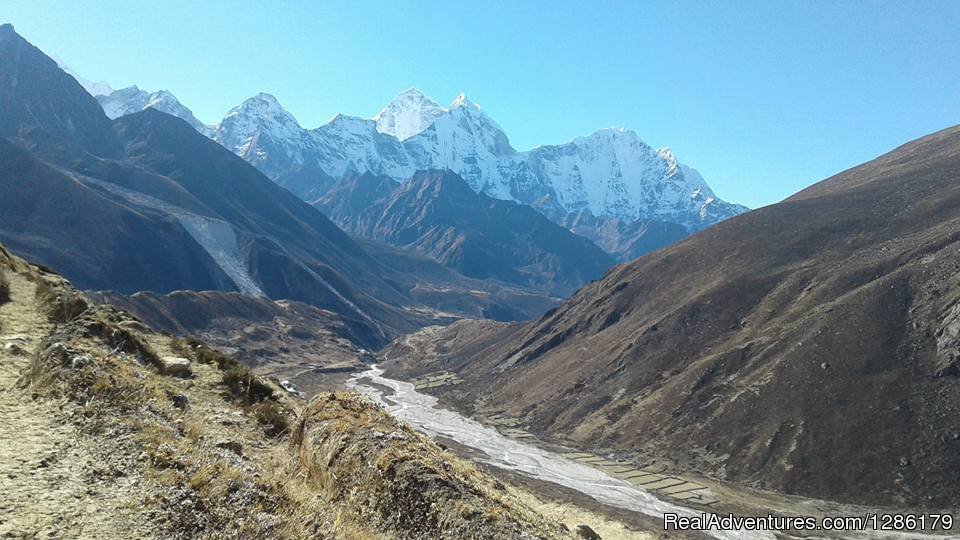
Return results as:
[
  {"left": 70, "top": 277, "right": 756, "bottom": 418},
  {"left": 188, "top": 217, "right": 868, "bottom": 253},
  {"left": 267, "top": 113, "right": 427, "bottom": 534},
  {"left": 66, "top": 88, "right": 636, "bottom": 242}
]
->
[{"left": 352, "top": 365, "right": 957, "bottom": 540}]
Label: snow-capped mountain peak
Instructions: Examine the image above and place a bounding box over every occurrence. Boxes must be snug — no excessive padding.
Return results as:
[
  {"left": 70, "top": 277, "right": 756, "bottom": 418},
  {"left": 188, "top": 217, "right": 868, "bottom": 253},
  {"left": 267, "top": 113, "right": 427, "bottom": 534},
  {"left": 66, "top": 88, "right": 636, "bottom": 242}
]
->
[
  {"left": 54, "top": 62, "right": 215, "bottom": 136},
  {"left": 213, "top": 93, "right": 308, "bottom": 176},
  {"left": 323, "top": 113, "right": 378, "bottom": 135},
  {"left": 203, "top": 89, "right": 743, "bottom": 229},
  {"left": 373, "top": 87, "right": 446, "bottom": 141},
  {"left": 225, "top": 93, "right": 296, "bottom": 123},
  {"left": 449, "top": 92, "right": 479, "bottom": 110},
  {"left": 52, "top": 61, "right": 745, "bottom": 234},
  {"left": 96, "top": 85, "right": 213, "bottom": 136}
]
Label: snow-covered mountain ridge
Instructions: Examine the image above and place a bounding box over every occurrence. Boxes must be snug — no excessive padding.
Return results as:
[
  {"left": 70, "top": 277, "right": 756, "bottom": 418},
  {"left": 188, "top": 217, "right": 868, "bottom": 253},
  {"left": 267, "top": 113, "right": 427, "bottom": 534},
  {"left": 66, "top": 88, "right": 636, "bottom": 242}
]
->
[
  {"left": 97, "top": 86, "right": 214, "bottom": 136},
  {"left": 208, "top": 88, "right": 746, "bottom": 228},
  {"left": 62, "top": 59, "right": 746, "bottom": 229}
]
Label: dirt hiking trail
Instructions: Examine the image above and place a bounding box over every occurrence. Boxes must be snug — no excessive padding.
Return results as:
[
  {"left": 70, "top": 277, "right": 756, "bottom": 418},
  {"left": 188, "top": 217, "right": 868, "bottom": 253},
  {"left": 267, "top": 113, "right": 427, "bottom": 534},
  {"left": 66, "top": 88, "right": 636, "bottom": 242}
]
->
[{"left": 0, "top": 271, "right": 155, "bottom": 539}]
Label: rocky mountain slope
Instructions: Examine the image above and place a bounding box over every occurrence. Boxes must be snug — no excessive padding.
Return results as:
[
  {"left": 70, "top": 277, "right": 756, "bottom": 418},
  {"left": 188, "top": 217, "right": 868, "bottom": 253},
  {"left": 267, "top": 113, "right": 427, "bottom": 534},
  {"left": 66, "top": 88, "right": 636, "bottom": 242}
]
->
[
  {"left": 0, "top": 25, "right": 559, "bottom": 345},
  {"left": 551, "top": 211, "right": 690, "bottom": 262},
  {"left": 0, "top": 241, "right": 577, "bottom": 539},
  {"left": 383, "top": 125, "right": 960, "bottom": 508},
  {"left": 316, "top": 170, "right": 616, "bottom": 296}
]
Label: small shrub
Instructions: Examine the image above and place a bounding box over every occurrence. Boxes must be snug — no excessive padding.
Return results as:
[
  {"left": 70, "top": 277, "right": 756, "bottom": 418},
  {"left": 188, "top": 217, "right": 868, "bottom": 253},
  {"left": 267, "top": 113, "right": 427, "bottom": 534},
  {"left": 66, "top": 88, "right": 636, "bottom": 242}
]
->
[
  {"left": 177, "top": 340, "right": 283, "bottom": 432},
  {"left": 190, "top": 341, "right": 240, "bottom": 370},
  {"left": 253, "top": 401, "right": 290, "bottom": 437},
  {"left": 222, "top": 365, "right": 275, "bottom": 404},
  {"left": 35, "top": 280, "right": 89, "bottom": 323},
  {"left": 170, "top": 338, "right": 192, "bottom": 358}
]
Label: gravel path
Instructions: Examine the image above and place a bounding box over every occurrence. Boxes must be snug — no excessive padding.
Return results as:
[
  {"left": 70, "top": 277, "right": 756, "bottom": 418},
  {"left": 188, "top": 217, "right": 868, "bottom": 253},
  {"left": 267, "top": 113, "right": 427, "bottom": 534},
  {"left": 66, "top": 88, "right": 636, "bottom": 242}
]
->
[{"left": 0, "top": 272, "right": 155, "bottom": 539}]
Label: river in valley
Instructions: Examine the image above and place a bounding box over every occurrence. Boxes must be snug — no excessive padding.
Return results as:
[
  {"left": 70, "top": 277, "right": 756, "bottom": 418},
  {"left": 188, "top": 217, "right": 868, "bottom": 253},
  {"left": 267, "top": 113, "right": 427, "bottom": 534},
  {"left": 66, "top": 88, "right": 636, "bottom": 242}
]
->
[{"left": 347, "top": 365, "right": 775, "bottom": 540}]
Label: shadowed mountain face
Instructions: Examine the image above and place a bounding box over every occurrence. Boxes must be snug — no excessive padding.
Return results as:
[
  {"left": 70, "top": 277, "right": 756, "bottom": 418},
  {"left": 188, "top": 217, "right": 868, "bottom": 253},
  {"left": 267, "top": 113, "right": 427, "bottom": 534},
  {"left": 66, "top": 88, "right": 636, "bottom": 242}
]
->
[
  {"left": 315, "top": 170, "right": 617, "bottom": 296},
  {"left": 384, "top": 126, "right": 960, "bottom": 507},
  {"left": 0, "top": 25, "right": 119, "bottom": 158},
  {"left": 0, "top": 25, "right": 559, "bottom": 346}
]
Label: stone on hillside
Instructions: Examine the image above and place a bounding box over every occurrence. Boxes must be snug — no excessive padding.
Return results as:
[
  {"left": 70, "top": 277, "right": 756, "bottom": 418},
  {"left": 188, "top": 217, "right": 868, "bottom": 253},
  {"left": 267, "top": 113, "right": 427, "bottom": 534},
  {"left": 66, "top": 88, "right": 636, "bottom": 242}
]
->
[
  {"left": 166, "top": 390, "right": 189, "bottom": 410},
  {"left": 159, "top": 356, "right": 192, "bottom": 377},
  {"left": 69, "top": 353, "right": 91, "bottom": 369}
]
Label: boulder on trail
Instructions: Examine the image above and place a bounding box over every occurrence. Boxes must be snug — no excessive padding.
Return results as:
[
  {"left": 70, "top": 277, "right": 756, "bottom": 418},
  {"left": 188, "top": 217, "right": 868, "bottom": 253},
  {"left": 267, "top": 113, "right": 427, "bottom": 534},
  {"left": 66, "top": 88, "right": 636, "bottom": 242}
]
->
[{"left": 159, "top": 356, "right": 192, "bottom": 377}]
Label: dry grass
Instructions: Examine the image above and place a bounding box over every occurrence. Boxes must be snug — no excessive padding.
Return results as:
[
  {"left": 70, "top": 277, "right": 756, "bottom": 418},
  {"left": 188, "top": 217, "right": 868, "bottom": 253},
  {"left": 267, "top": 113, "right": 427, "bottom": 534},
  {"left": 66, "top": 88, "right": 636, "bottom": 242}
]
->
[
  {"left": 19, "top": 309, "right": 297, "bottom": 537},
  {"left": 187, "top": 348, "right": 292, "bottom": 440},
  {"left": 6, "top": 246, "right": 567, "bottom": 540},
  {"left": 171, "top": 338, "right": 290, "bottom": 437},
  {"left": 290, "top": 393, "right": 567, "bottom": 540},
  {"left": 34, "top": 278, "right": 89, "bottom": 324},
  {"left": 222, "top": 365, "right": 276, "bottom": 403},
  {"left": 253, "top": 401, "right": 290, "bottom": 437}
]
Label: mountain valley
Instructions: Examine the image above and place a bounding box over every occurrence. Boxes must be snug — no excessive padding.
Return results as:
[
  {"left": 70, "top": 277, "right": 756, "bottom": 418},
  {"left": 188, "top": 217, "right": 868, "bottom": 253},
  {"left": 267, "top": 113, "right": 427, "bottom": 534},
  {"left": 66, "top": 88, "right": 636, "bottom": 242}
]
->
[
  {"left": 2, "top": 12, "right": 958, "bottom": 539},
  {"left": 0, "top": 241, "right": 618, "bottom": 539},
  {"left": 383, "top": 125, "right": 960, "bottom": 509}
]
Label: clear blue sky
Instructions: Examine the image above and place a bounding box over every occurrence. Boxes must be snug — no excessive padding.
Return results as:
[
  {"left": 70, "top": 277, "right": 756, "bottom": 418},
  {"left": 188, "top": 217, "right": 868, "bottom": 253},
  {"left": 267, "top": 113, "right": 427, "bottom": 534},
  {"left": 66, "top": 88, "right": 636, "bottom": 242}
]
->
[{"left": 5, "top": 0, "right": 960, "bottom": 208}]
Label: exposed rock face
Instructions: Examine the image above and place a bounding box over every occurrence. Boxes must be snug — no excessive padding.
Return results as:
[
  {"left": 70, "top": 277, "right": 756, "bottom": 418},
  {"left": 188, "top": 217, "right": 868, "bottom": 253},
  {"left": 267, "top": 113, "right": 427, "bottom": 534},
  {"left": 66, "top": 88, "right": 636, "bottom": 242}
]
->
[
  {"left": 575, "top": 524, "right": 602, "bottom": 540},
  {"left": 384, "top": 125, "right": 960, "bottom": 508},
  {"left": 550, "top": 210, "right": 690, "bottom": 262}
]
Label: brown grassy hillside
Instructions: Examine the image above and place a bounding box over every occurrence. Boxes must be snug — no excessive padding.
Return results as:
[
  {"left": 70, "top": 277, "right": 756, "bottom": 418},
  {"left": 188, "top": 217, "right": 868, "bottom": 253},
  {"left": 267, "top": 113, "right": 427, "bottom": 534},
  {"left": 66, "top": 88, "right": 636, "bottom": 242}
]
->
[
  {"left": 0, "top": 245, "right": 571, "bottom": 539},
  {"left": 384, "top": 126, "right": 960, "bottom": 508}
]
